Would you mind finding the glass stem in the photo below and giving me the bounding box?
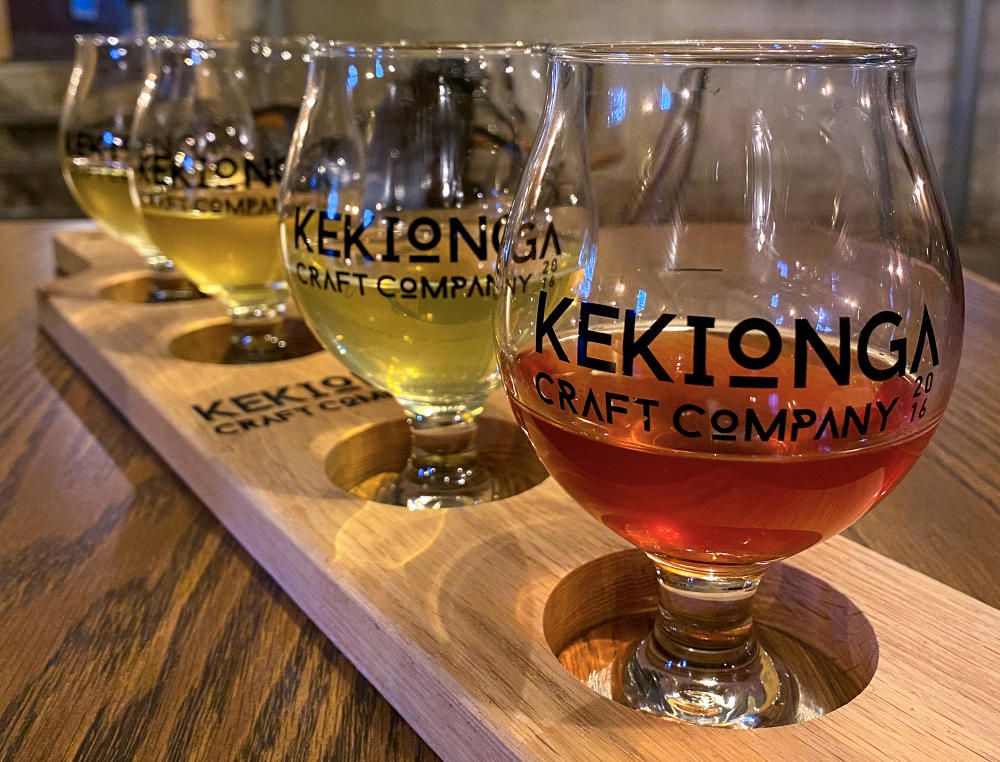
[621,556,792,727]
[144,253,175,273]
[143,252,199,301]
[224,304,288,363]
[386,410,496,509]
[649,559,760,669]
[410,412,480,475]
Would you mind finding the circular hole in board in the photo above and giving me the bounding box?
[98,273,206,304]
[543,548,879,726]
[98,274,156,303]
[325,415,550,504]
[168,316,322,364]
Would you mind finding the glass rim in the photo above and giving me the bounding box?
[146,35,314,50]
[550,40,917,64]
[73,33,149,47]
[146,35,241,51]
[246,35,316,45]
[310,40,549,59]
[245,35,318,58]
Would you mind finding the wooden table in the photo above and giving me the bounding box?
[1,220,997,760]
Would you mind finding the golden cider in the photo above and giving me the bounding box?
[288,249,499,411]
[140,192,286,311]
[63,163,155,253]
[281,209,578,413]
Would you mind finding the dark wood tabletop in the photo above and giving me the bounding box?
[1,220,997,761]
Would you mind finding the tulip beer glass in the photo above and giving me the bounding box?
[280,43,550,507]
[60,34,192,300]
[130,37,311,362]
[495,42,963,726]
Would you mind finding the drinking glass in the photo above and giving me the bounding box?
[130,37,312,362]
[59,34,193,300]
[280,42,549,507]
[495,41,963,727]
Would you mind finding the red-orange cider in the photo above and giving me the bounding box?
[509,330,934,565]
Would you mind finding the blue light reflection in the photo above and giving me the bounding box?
[326,185,339,219]
[659,84,672,111]
[607,87,627,126]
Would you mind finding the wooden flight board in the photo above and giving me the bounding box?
[38,229,1000,760]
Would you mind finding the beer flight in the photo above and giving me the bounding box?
[59,36,963,728]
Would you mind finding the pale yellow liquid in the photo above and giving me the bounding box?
[290,257,499,411]
[140,194,286,312]
[282,211,579,413]
[63,163,156,254]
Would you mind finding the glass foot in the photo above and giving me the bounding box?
[145,258,200,302]
[146,274,202,302]
[374,460,497,510]
[619,637,794,727]
[221,319,292,364]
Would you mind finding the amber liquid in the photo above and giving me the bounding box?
[509,329,934,565]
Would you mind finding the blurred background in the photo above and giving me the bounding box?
[0,0,995,278]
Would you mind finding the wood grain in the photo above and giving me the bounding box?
[26,227,1000,760]
[0,222,439,762]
